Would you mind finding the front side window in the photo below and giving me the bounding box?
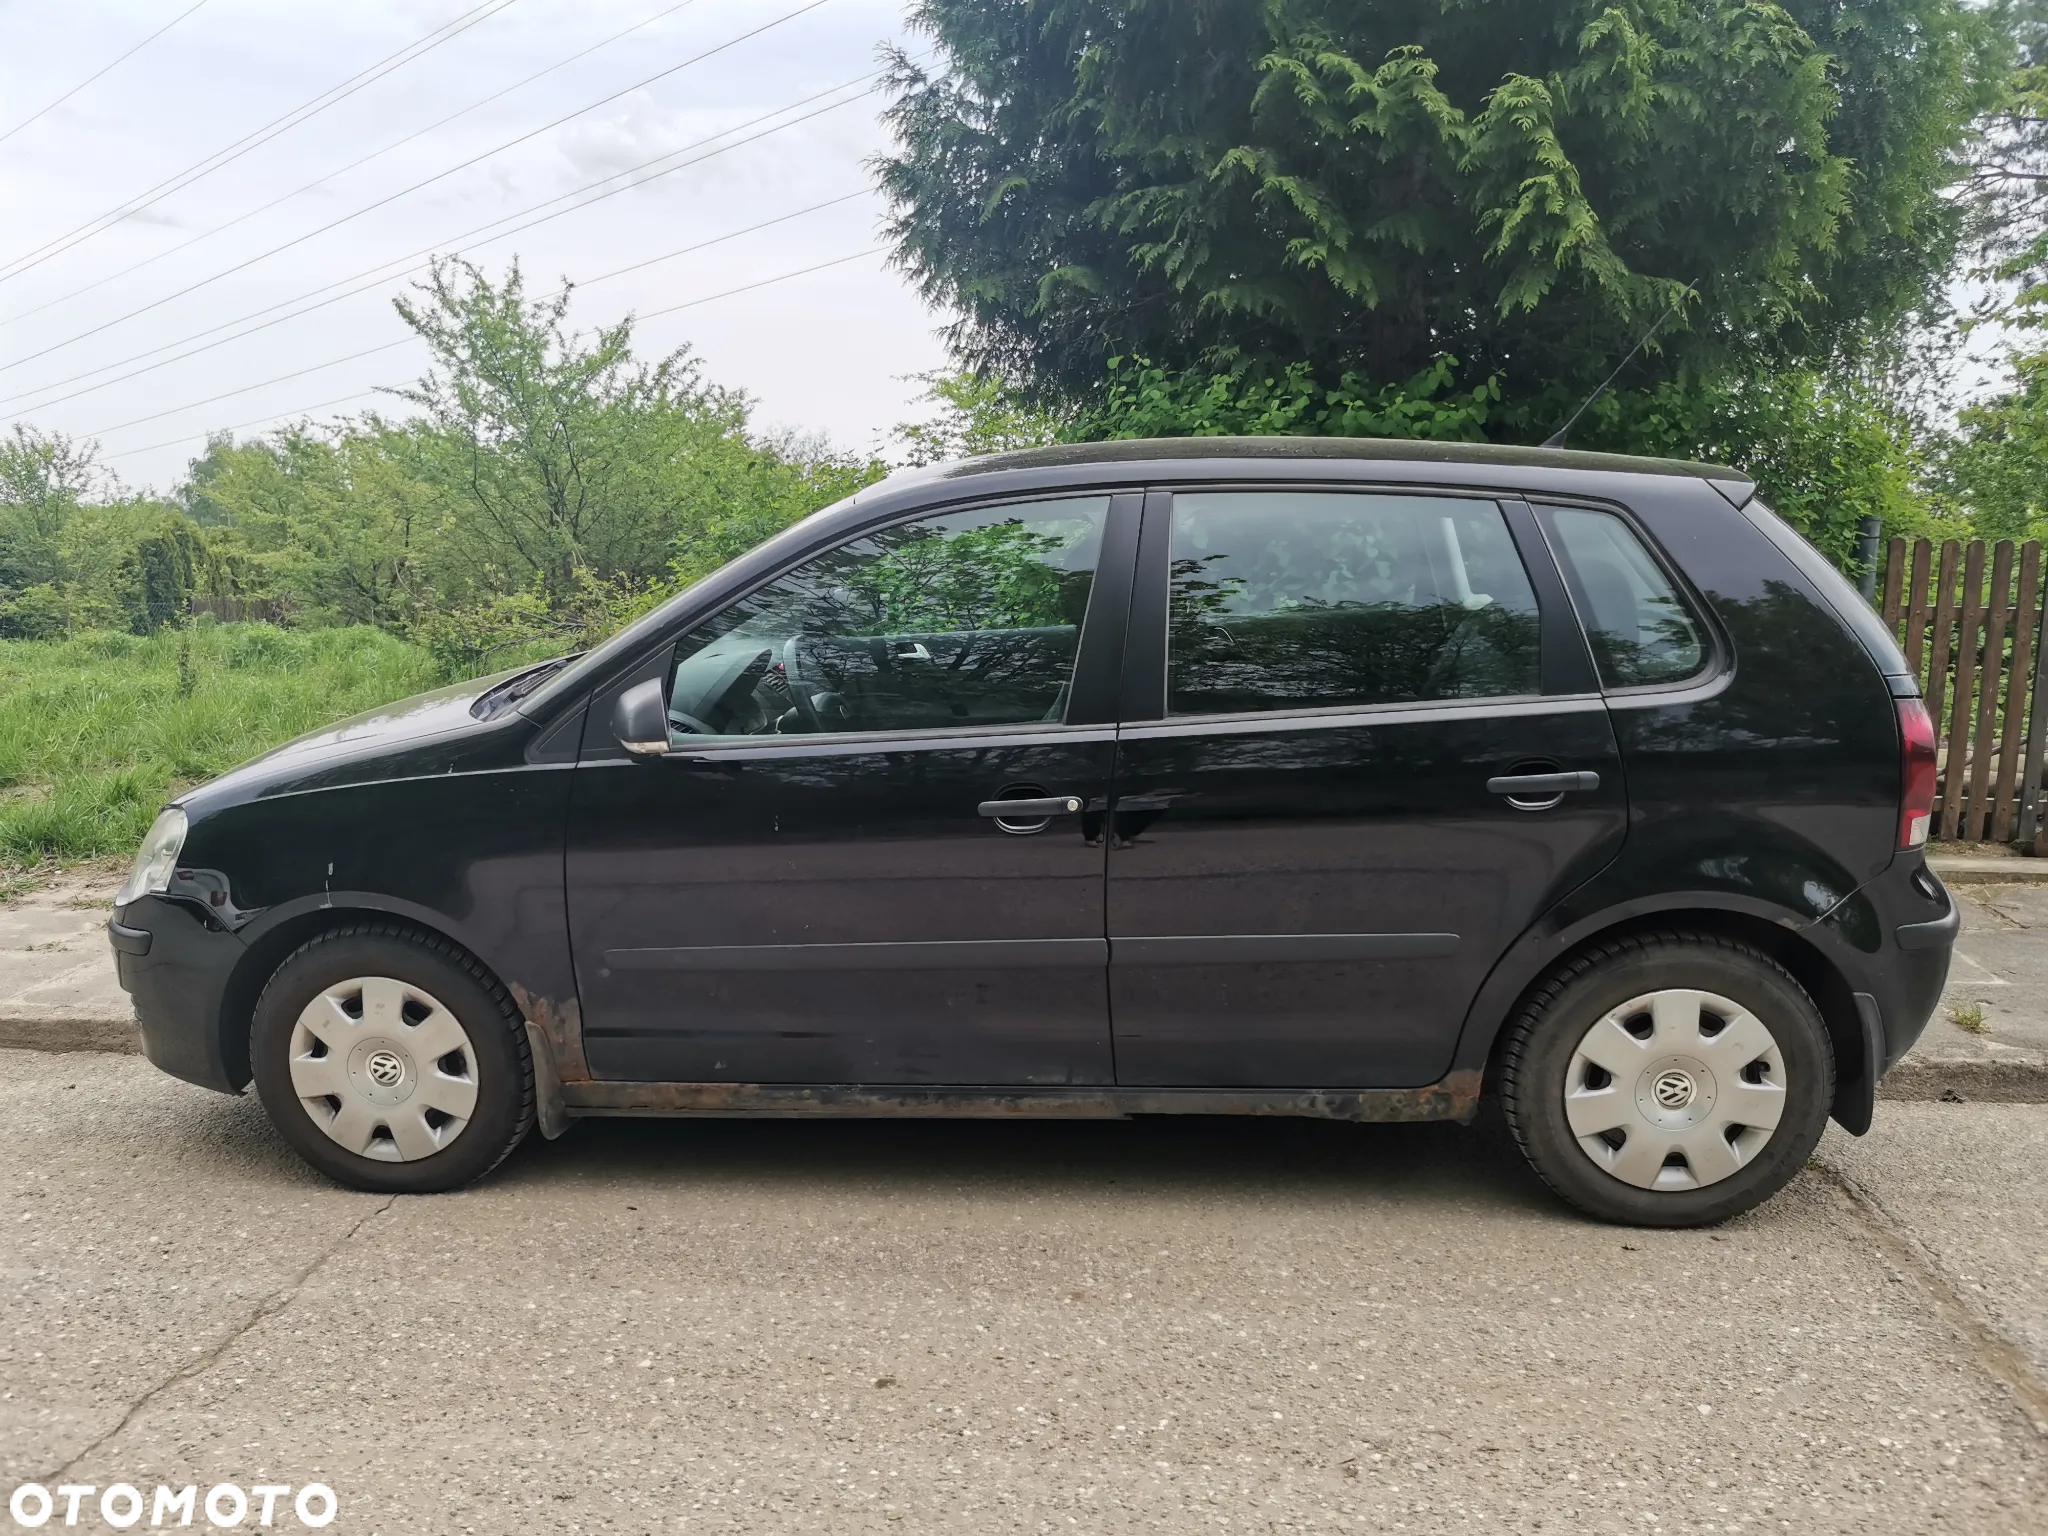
[1541,507,1705,688]
[666,497,1110,739]
[1166,491,1542,716]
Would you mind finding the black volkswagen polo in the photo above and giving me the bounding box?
[108,439,1957,1226]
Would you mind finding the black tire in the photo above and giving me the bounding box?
[1498,931,1833,1228]
[250,923,534,1193]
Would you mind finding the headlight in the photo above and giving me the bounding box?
[115,807,188,908]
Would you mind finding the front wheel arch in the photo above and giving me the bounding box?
[218,903,496,1093]
[248,921,536,1191]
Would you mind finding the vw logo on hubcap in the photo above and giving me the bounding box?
[366,1049,405,1088]
[1652,1069,1696,1109]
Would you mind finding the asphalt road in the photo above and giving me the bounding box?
[3,1050,2044,1534]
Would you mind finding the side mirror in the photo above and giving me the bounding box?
[610,678,670,758]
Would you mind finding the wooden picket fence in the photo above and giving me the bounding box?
[1878,537,2048,847]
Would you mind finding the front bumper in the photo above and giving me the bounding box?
[110,894,248,1093]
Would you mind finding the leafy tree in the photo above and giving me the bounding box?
[392,258,753,601]
[879,0,1998,418]
[1967,0,2048,314]
[1074,352,1499,441]
[123,516,204,634]
[0,426,98,603]
[175,434,244,527]
[893,370,1065,464]
[1933,348,2048,541]
[192,427,470,628]
[662,428,887,588]
[1576,364,1937,563]
[0,429,205,637]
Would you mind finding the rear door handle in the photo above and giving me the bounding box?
[1487,770,1601,800]
[978,796,1085,819]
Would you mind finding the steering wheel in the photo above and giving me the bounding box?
[779,635,823,733]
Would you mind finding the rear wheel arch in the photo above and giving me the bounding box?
[1469,903,1866,1121]
[1496,927,1834,1224]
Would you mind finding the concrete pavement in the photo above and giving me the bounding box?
[2,1048,2042,1534]
[0,892,134,1055]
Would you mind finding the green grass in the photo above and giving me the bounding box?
[0,623,451,866]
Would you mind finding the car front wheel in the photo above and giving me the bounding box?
[250,924,534,1193]
[1499,932,1834,1227]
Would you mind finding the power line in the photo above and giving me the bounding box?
[0,0,838,369]
[82,192,869,438]
[0,82,880,419]
[104,387,391,462]
[0,0,214,150]
[87,339,421,438]
[3,0,708,328]
[98,246,889,462]
[0,69,888,415]
[638,246,880,321]
[635,246,881,320]
[576,190,867,291]
[0,0,522,286]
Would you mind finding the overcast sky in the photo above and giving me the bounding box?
[0,0,951,493]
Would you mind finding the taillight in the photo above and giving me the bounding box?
[1898,698,1937,849]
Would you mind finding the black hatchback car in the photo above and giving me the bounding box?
[110,439,1956,1226]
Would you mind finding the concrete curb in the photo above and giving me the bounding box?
[1878,1057,2048,1105]
[1926,856,2048,885]
[0,1014,140,1055]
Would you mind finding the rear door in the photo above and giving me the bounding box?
[1105,485,1627,1088]
[567,491,1138,1086]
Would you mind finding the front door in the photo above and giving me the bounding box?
[1106,485,1628,1088]
[567,492,1136,1086]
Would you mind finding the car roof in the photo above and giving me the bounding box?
[874,435,1752,497]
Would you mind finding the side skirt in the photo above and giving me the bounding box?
[560,1071,1482,1124]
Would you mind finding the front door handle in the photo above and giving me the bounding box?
[978,795,1084,820]
[1487,770,1601,811]
[1486,771,1601,796]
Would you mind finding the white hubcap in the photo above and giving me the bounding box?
[1564,988,1788,1191]
[288,976,479,1162]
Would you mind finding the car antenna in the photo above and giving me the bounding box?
[1540,280,1696,450]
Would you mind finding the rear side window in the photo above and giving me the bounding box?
[1542,507,1706,689]
[1165,491,1542,716]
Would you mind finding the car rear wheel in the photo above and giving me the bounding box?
[1499,932,1833,1227]
[250,924,533,1193]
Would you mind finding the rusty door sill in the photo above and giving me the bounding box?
[559,1071,1481,1123]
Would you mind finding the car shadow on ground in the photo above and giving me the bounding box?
[483,1099,1565,1216]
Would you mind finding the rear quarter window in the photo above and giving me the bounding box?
[1738,500,1914,687]
[1539,506,1707,689]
